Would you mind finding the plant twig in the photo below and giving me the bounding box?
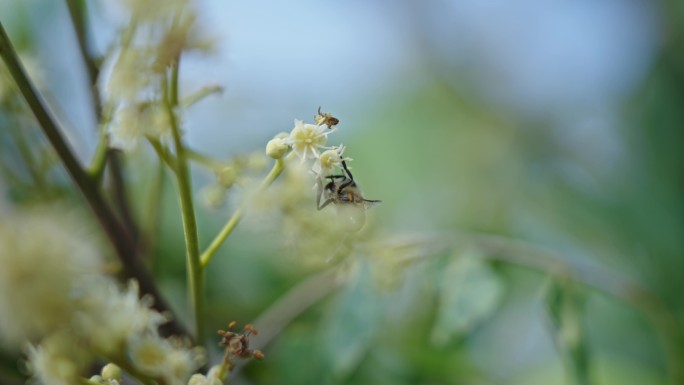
[88,131,109,180]
[141,157,167,259]
[0,21,189,339]
[65,0,101,120]
[230,267,348,374]
[186,148,225,169]
[164,59,205,342]
[199,158,285,268]
[65,1,140,248]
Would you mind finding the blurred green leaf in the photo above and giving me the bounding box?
[321,262,381,381]
[431,251,504,346]
[545,281,591,385]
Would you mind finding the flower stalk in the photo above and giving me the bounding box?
[200,157,286,268]
[164,60,205,342]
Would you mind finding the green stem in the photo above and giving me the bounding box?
[186,148,225,169]
[181,85,223,109]
[199,158,285,268]
[88,103,115,182]
[65,0,101,119]
[88,132,109,180]
[164,61,204,342]
[147,137,177,172]
[143,157,167,259]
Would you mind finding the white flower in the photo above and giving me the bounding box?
[286,119,332,162]
[105,49,154,103]
[101,363,122,381]
[129,334,169,378]
[27,331,91,385]
[187,365,223,385]
[74,280,169,354]
[0,208,103,348]
[108,102,171,151]
[164,343,206,385]
[129,335,204,385]
[312,145,350,176]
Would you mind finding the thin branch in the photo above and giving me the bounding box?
[199,158,285,268]
[141,157,167,260]
[88,130,109,180]
[186,147,225,170]
[65,0,101,119]
[107,149,140,244]
[0,21,189,339]
[65,0,140,249]
[164,60,205,341]
[252,268,346,348]
[229,268,348,374]
[147,137,177,172]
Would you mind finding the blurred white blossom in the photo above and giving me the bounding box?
[130,334,204,385]
[108,102,171,150]
[74,280,169,354]
[26,331,91,385]
[0,208,103,348]
[106,49,155,103]
[187,365,223,385]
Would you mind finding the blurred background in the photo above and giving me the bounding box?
[1,0,682,384]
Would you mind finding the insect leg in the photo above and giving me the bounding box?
[341,160,354,180]
[326,174,346,180]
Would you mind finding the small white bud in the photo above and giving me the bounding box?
[201,184,226,209]
[101,363,122,381]
[266,137,290,159]
[216,166,237,189]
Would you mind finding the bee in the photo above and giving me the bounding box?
[317,160,380,230]
[314,106,340,128]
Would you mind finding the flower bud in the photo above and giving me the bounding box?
[265,137,290,159]
[216,166,237,189]
[101,363,122,381]
[201,184,226,209]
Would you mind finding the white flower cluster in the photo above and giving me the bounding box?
[0,208,204,385]
[103,0,213,150]
[265,109,351,180]
[187,365,224,385]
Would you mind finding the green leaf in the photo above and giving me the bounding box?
[431,252,504,346]
[321,261,381,380]
[545,280,591,385]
